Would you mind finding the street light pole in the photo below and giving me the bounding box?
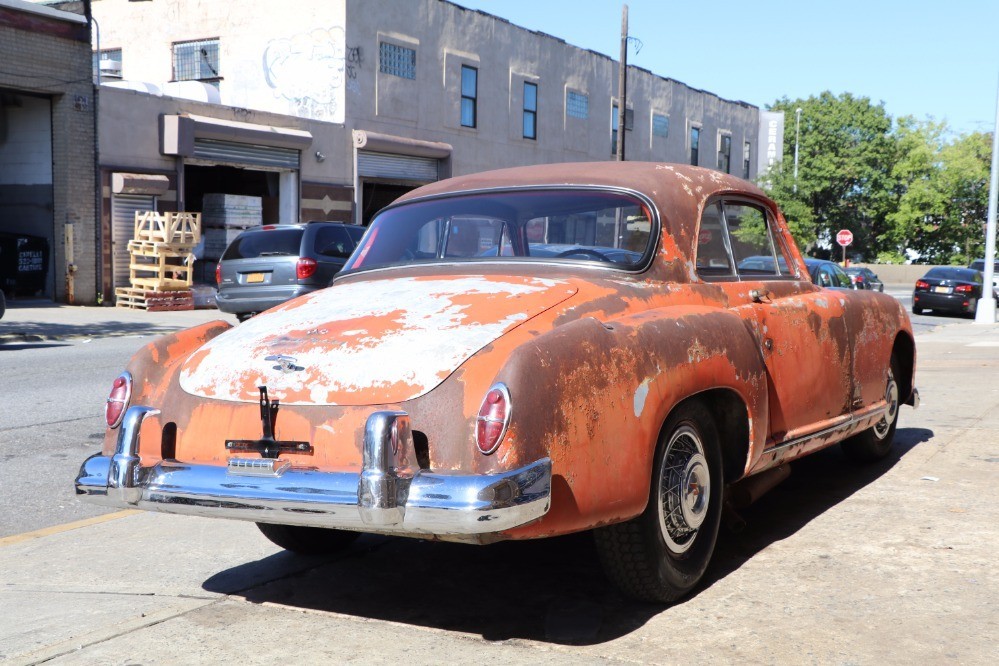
[793,107,802,193]
[975,76,999,323]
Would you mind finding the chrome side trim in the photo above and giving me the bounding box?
[75,407,552,538]
[767,405,886,455]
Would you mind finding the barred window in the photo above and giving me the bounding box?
[566,91,588,119]
[380,42,416,80]
[653,113,669,138]
[93,48,122,80]
[173,38,220,84]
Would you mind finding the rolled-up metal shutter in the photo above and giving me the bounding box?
[111,194,156,289]
[357,150,439,182]
[193,138,300,170]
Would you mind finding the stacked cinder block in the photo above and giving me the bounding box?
[202,194,263,259]
[115,211,201,311]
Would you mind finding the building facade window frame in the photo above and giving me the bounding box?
[566,90,589,119]
[743,141,752,179]
[461,65,478,128]
[718,132,732,173]
[689,124,701,166]
[379,41,417,80]
[93,47,123,81]
[652,113,669,138]
[172,37,221,87]
[523,81,538,140]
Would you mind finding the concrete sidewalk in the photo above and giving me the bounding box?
[0,320,997,663]
[0,301,236,344]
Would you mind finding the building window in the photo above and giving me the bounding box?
[718,134,732,173]
[567,91,588,119]
[523,82,538,140]
[652,113,669,138]
[379,42,416,80]
[173,38,220,86]
[461,65,477,128]
[93,48,122,81]
[690,126,700,166]
[743,142,752,179]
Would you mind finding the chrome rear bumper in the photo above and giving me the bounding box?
[76,407,551,540]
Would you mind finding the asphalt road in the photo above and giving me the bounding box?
[0,335,144,537]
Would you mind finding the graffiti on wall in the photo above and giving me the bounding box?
[262,27,351,123]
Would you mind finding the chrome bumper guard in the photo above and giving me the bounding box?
[75,406,552,537]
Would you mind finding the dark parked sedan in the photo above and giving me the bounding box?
[912,267,988,316]
[844,266,884,292]
[805,258,854,289]
[216,222,365,321]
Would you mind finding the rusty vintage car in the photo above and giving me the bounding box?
[77,163,918,603]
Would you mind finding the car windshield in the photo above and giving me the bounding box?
[343,189,655,272]
[222,228,304,260]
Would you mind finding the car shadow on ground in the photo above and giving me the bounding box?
[203,426,933,646]
[0,321,177,342]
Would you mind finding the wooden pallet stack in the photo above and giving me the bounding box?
[115,211,201,311]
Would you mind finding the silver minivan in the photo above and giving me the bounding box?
[215,222,365,321]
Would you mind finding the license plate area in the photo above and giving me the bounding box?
[227,457,291,477]
[245,272,266,284]
[933,286,953,294]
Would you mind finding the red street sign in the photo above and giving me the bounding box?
[836,229,854,247]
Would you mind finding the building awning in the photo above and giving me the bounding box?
[352,130,452,159]
[161,114,313,157]
[112,173,169,196]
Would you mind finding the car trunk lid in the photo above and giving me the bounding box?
[179,275,577,406]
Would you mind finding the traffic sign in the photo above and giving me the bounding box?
[836,229,854,247]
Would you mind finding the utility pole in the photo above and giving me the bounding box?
[616,4,628,161]
[975,75,999,323]
[793,107,802,193]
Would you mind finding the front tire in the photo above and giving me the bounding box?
[594,401,723,603]
[841,356,901,462]
[256,523,360,555]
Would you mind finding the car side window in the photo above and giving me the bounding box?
[315,227,353,259]
[695,203,734,278]
[817,267,834,287]
[725,203,788,278]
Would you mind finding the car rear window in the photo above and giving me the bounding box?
[925,267,980,282]
[222,228,304,260]
[344,189,655,272]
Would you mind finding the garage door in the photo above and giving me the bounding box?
[111,193,156,289]
[357,151,439,182]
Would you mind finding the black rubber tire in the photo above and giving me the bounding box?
[236,313,254,323]
[912,305,923,315]
[841,355,901,462]
[593,401,723,604]
[256,523,360,555]
[0,289,5,320]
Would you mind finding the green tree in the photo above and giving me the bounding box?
[887,122,991,264]
[762,92,897,259]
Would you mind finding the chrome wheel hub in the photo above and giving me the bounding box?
[657,425,710,554]
[874,370,899,440]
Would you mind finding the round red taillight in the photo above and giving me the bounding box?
[105,372,132,429]
[476,384,511,454]
[297,257,318,280]
[215,262,222,286]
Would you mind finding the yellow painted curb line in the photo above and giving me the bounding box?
[0,510,140,547]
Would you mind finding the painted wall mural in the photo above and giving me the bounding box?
[262,27,348,124]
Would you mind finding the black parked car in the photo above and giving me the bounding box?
[844,266,884,292]
[216,222,365,321]
[913,267,991,316]
[804,258,854,289]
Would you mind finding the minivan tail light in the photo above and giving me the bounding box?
[105,372,132,429]
[297,257,318,280]
[215,262,222,286]
[476,383,511,454]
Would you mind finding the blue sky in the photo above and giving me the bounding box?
[456,0,999,136]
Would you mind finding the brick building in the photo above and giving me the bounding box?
[0,0,96,303]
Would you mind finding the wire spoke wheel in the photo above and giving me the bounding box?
[657,425,710,554]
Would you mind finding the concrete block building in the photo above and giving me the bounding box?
[47,0,782,303]
[1,0,96,303]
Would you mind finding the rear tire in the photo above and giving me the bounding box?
[256,523,360,555]
[911,305,923,315]
[594,401,723,604]
[841,356,901,462]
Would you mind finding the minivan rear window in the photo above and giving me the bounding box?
[222,228,304,260]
